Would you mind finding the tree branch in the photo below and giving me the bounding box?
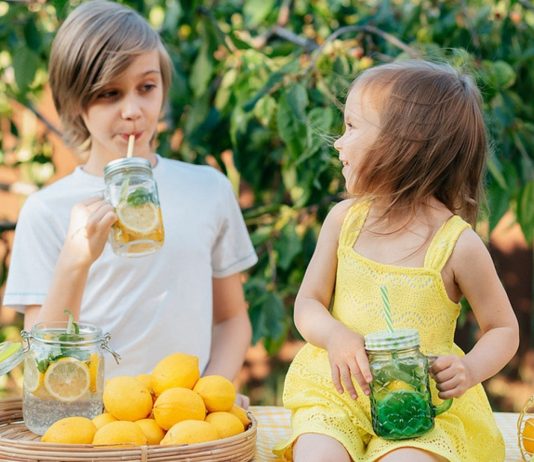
[308,24,420,70]
[26,102,63,138]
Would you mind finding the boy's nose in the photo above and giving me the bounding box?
[120,97,142,121]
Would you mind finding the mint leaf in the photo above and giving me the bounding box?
[126,187,153,206]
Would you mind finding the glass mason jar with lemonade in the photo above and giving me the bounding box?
[104,157,164,257]
[364,329,453,440]
[0,314,118,435]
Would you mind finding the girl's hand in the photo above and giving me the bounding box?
[431,355,474,399]
[63,196,117,266]
[325,322,372,399]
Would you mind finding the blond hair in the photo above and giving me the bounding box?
[49,0,172,148]
[351,60,487,226]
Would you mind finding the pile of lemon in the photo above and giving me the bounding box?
[40,352,251,446]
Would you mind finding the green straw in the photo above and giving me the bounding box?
[380,285,394,333]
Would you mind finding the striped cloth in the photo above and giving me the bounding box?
[250,407,524,462]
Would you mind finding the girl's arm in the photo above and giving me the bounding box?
[204,273,251,382]
[294,199,372,399]
[29,197,116,326]
[432,228,519,399]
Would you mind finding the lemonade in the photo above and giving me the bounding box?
[21,318,108,435]
[365,329,452,440]
[104,157,164,257]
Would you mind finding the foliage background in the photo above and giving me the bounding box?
[1,0,533,409]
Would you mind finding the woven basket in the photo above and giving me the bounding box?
[518,394,534,462]
[0,397,257,462]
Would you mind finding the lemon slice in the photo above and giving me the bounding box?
[386,379,415,392]
[24,356,43,393]
[88,352,100,393]
[117,201,159,235]
[44,357,90,402]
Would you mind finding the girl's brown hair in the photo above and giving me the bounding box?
[352,60,487,226]
[48,0,173,148]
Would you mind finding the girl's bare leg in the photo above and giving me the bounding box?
[293,433,352,462]
[377,447,448,462]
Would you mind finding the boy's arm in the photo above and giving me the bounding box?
[432,228,519,398]
[32,197,116,325]
[203,273,251,382]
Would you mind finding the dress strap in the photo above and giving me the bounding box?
[338,199,371,247]
[423,215,471,271]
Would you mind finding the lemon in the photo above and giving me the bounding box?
[160,420,219,445]
[229,404,251,427]
[205,411,244,439]
[44,357,90,402]
[92,413,117,430]
[135,418,165,445]
[24,356,43,393]
[103,376,153,421]
[153,387,206,430]
[41,416,96,444]
[193,375,236,412]
[386,380,415,392]
[523,418,534,453]
[92,421,147,446]
[151,353,200,396]
[88,353,100,393]
[117,201,159,235]
[136,374,154,395]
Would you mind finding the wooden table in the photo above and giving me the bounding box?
[251,406,524,461]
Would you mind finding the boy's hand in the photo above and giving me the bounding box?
[325,323,372,399]
[431,355,473,399]
[63,196,117,266]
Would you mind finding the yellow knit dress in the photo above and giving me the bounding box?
[274,200,504,462]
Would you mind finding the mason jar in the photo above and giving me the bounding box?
[19,322,116,435]
[364,329,452,440]
[104,157,164,257]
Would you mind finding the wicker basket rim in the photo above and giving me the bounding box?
[0,397,257,458]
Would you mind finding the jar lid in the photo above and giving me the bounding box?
[0,341,23,375]
[104,157,152,177]
[364,328,420,351]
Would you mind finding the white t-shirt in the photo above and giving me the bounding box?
[3,156,258,377]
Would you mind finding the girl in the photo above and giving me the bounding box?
[3,0,257,388]
[274,61,518,461]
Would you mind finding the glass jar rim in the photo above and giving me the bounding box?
[29,321,104,345]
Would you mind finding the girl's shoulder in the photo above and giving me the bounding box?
[447,224,493,277]
[324,197,362,229]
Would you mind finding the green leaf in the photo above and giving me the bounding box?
[24,17,41,51]
[249,290,287,351]
[487,182,509,231]
[215,68,238,111]
[243,0,275,27]
[517,181,534,244]
[12,46,40,91]
[277,84,309,160]
[190,41,213,97]
[274,223,302,270]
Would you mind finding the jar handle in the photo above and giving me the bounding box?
[426,354,453,415]
[101,333,121,365]
[433,397,453,415]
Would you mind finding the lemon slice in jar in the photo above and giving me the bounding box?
[88,352,100,393]
[117,201,159,235]
[386,380,415,392]
[24,356,43,393]
[44,357,90,402]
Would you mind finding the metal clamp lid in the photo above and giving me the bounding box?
[364,328,420,351]
[103,157,152,178]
